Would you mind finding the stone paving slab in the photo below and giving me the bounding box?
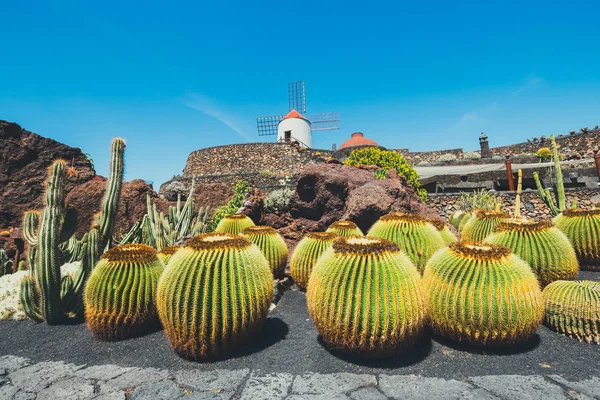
[0,355,599,400]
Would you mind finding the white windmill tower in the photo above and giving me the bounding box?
[257,81,340,148]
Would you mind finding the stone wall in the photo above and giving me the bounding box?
[428,187,600,221]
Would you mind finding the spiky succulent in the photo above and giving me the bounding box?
[423,242,544,347]
[290,232,338,290]
[543,280,600,344]
[460,209,509,242]
[427,218,457,246]
[241,226,288,279]
[307,236,426,358]
[326,220,364,237]
[214,213,255,235]
[157,246,180,266]
[486,219,578,287]
[157,233,273,359]
[84,244,164,341]
[458,212,472,233]
[554,209,600,269]
[367,213,445,273]
[449,210,469,230]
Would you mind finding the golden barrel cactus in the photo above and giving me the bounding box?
[486,219,578,287]
[367,213,445,273]
[157,233,273,359]
[461,209,509,242]
[543,280,600,344]
[84,244,164,341]
[214,213,255,235]
[307,236,426,358]
[241,226,288,279]
[554,209,600,269]
[457,212,472,233]
[157,246,180,266]
[449,210,469,230]
[423,242,544,347]
[326,220,364,237]
[427,218,457,246]
[290,232,338,290]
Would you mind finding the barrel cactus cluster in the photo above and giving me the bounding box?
[241,226,288,278]
[326,220,364,237]
[214,213,255,235]
[554,209,600,269]
[157,246,180,266]
[426,218,457,245]
[460,209,509,243]
[290,232,338,290]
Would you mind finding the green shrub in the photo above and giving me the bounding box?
[458,189,502,212]
[438,153,457,162]
[264,188,293,213]
[463,151,481,160]
[374,169,388,180]
[208,180,250,231]
[345,148,427,201]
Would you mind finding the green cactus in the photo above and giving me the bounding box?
[486,219,578,287]
[157,233,273,359]
[0,249,13,277]
[157,245,180,266]
[423,241,544,347]
[554,208,600,269]
[84,244,164,341]
[307,236,426,358]
[533,135,566,216]
[448,210,469,230]
[367,213,446,273]
[214,213,255,235]
[290,232,338,290]
[457,212,472,233]
[326,220,364,237]
[542,280,600,344]
[426,218,458,246]
[241,226,288,279]
[460,209,509,243]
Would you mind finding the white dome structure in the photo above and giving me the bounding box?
[277,110,312,148]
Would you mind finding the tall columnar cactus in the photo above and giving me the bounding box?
[486,219,579,287]
[460,209,509,243]
[157,233,273,359]
[542,280,600,344]
[448,210,469,230]
[241,226,288,279]
[426,218,457,246]
[554,209,600,269]
[22,210,40,273]
[423,242,544,347]
[214,213,255,235]
[307,236,426,358]
[533,135,566,216]
[290,232,338,290]
[326,220,364,237]
[84,244,164,341]
[157,246,180,266]
[367,213,445,273]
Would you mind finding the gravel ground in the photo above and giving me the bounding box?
[0,271,598,380]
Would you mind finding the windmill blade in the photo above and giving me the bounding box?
[306,112,340,131]
[257,115,284,136]
[288,80,306,113]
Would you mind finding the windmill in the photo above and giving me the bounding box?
[256,80,340,148]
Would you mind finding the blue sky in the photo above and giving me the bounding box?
[2,0,599,186]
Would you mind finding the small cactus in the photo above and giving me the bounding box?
[423,242,544,347]
[84,244,164,341]
[157,246,180,266]
[367,213,445,273]
[457,212,472,233]
[426,218,457,245]
[554,209,600,269]
[460,209,509,243]
[486,219,578,287]
[448,210,469,230]
[241,226,288,279]
[326,220,364,237]
[157,233,273,359]
[307,236,426,358]
[214,213,255,235]
[543,280,600,344]
[290,232,338,290]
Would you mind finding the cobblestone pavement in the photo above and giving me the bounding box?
[1,355,599,400]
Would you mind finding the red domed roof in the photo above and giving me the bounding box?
[338,132,378,150]
[282,109,307,120]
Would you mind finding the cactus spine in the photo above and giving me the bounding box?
[326,220,364,237]
[157,233,273,359]
[290,232,338,290]
[367,213,445,273]
[241,226,288,279]
[542,280,600,344]
[84,244,164,340]
[460,209,509,243]
[307,236,426,358]
[533,135,566,216]
[426,218,457,245]
[423,242,544,347]
[214,213,255,235]
[554,208,600,269]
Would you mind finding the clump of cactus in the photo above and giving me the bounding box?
[0,249,13,277]
[448,210,469,230]
[157,246,180,266]
[157,233,273,359]
[367,213,445,273]
[554,208,600,269]
[426,218,457,245]
[307,236,426,358]
[20,138,125,324]
[214,213,255,235]
[533,135,566,216]
[326,220,364,237]
[290,232,338,290]
[423,242,544,347]
[460,208,509,242]
[542,280,600,344]
[241,226,288,279]
[84,244,164,341]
